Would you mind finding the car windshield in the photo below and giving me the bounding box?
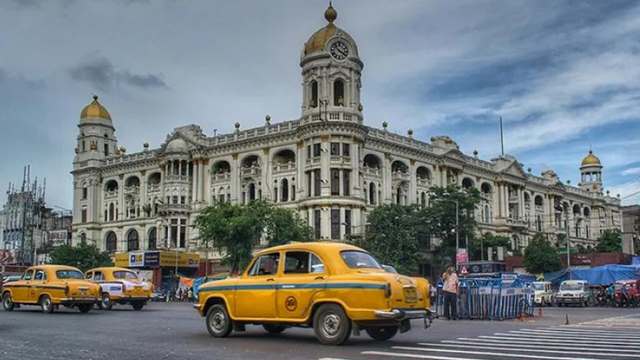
[56,270,84,279]
[560,283,583,291]
[113,271,138,280]
[341,251,381,269]
[532,283,544,291]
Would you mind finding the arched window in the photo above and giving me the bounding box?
[148,227,157,250]
[421,192,427,207]
[369,183,377,205]
[310,80,318,108]
[105,232,117,253]
[280,179,289,202]
[248,183,256,202]
[333,79,344,106]
[396,187,402,205]
[363,154,382,169]
[462,177,474,190]
[109,203,115,221]
[127,229,139,251]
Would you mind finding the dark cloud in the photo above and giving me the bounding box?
[68,56,167,91]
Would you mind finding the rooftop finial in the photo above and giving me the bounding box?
[325,2,337,23]
[93,94,98,101]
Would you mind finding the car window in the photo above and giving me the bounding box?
[249,253,280,276]
[94,271,104,281]
[56,270,84,279]
[85,272,93,280]
[113,271,138,280]
[283,252,324,274]
[340,251,381,269]
[34,270,46,281]
[23,270,34,280]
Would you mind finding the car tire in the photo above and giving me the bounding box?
[132,302,144,311]
[313,304,351,345]
[2,292,14,311]
[78,304,92,313]
[101,294,113,310]
[40,295,54,314]
[206,304,232,338]
[365,326,398,341]
[263,324,287,334]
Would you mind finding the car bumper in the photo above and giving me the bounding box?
[374,308,430,321]
[556,297,584,303]
[59,298,98,305]
[113,296,149,303]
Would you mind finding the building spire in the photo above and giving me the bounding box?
[325,2,337,23]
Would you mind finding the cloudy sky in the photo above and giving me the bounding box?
[1,0,639,209]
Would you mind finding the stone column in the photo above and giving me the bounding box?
[203,159,210,204]
[262,149,271,201]
[191,161,197,204]
[409,160,417,204]
[320,136,330,196]
[350,141,360,198]
[297,142,305,200]
[383,154,392,204]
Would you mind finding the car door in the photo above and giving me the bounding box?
[277,251,326,320]
[234,252,280,319]
[13,269,34,303]
[30,269,46,301]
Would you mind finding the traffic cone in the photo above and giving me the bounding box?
[565,313,570,325]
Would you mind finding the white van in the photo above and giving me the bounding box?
[555,280,591,307]
[533,281,553,306]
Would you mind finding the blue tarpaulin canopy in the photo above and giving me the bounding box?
[545,264,640,286]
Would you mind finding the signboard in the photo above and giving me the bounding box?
[144,251,160,267]
[501,273,517,286]
[456,249,468,264]
[113,251,200,268]
[129,251,145,267]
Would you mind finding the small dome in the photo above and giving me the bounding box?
[80,95,111,121]
[581,150,601,167]
[303,3,357,57]
[166,138,188,153]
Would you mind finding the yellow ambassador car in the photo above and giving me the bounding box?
[194,242,432,345]
[85,267,153,311]
[2,265,101,313]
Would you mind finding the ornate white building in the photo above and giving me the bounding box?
[72,5,622,259]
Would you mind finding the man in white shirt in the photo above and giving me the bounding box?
[442,266,459,320]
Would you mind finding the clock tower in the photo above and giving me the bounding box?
[300,3,363,123]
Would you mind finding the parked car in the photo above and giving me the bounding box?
[1,275,22,287]
[2,265,100,313]
[614,280,640,307]
[151,290,167,302]
[532,281,553,306]
[194,242,432,345]
[555,280,592,307]
[85,267,153,310]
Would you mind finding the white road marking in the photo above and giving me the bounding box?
[491,333,640,344]
[478,335,640,347]
[448,339,640,353]
[416,342,640,358]
[510,329,640,339]
[362,351,481,360]
[392,346,607,360]
[546,327,640,335]
[455,337,640,351]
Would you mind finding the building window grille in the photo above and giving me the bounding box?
[331,209,340,239]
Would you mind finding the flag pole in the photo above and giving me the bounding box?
[499,116,505,156]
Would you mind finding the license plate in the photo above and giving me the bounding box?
[403,287,417,303]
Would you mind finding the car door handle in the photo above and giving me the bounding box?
[314,276,325,280]
[266,278,275,282]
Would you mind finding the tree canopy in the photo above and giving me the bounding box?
[195,200,311,273]
[48,241,113,272]
[469,233,511,260]
[523,233,562,274]
[596,229,623,253]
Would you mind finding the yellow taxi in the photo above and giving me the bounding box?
[194,242,432,345]
[85,267,153,311]
[1,265,101,313]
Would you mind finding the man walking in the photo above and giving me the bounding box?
[442,266,459,320]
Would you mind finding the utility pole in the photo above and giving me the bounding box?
[566,210,571,280]
[499,116,505,156]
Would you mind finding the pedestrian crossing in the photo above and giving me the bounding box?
[360,314,640,360]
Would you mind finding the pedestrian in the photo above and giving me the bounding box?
[442,266,459,320]
[187,287,193,302]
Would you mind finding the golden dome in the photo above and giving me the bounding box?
[581,150,601,167]
[304,3,339,55]
[80,95,111,121]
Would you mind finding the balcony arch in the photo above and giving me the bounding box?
[104,179,118,192]
[461,177,475,189]
[241,154,260,168]
[148,172,161,185]
[391,160,408,174]
[125,176,140,188]
[212,160,231,174]
[416,166,431,182]
[363,154,381,169]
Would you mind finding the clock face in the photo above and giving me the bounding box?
[329,41,349,60]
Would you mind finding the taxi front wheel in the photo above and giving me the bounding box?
[2,293,14,311]
[366,326,398,341]
[313,304,351,345]
[206,304,232,338]
[39,295,54,313]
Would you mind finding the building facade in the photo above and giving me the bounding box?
[622,205,639,255]
[71,5,622,259]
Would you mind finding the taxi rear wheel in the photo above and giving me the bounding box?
[365,326,398,341]
[39,295,54,313]
[132,302,144,311]
[313,304,351,345]
[78,304,92,313]
[206,304,232,338]
[2,293,14,311]
[263,324,287,334]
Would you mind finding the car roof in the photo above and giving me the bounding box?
[87,267,132,273]
[29,264,80,271]
[254,241,362,256]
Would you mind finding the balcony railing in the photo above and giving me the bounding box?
[392,170,410,182]
[273,162,296,174]
[417,178,431,188]
[212,172,231,182]
[158,204,191,213]
[165,174,191,183]
[124,185,140,194]
[363,166,381,177]
[104,190,118,199]
[147,184,161,193]
[241,166,261,178]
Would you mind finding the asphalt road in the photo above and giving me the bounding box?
[1,302,639,360]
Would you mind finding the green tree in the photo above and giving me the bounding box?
[523,233,562,274]
[354,204,421,275]
[48,242,112,271]
[469,233,511,260]
[195,200,312,273]
[422,185,481,270]
[596,229,623,252]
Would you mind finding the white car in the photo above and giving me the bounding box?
[555,280,591,307]
[533,281,553,306]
